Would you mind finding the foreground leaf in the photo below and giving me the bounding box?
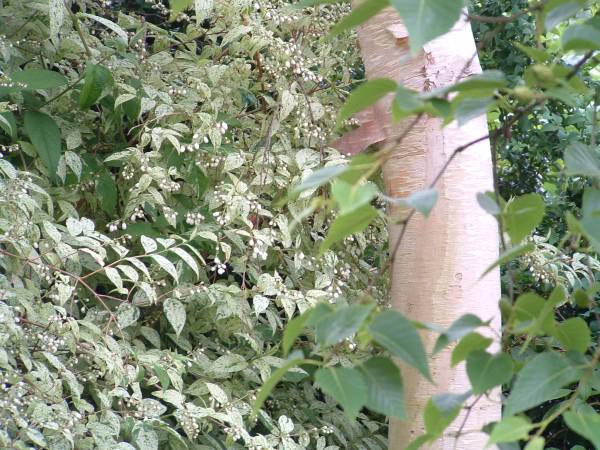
[504,352,579,416]
[369,310,430,380]
[359,357,406,419]
[315,367,367,419]
[24,111,62,182]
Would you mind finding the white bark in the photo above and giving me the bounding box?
[356,8,502,450]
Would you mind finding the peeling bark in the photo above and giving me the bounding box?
[354,8,502,450]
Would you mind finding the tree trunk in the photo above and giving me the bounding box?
[356,8,501,450]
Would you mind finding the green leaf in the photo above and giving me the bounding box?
[514,43,551,63]
[466,351,513,395]
[451,332,493,366]
[392,86,426,120]
[443,70,506,95]
[253,357,321,415]
[504,352,580,416]
[330,0,390,37]
[337,78,396,124]
[564,143,600,178]
[488,416,533,445]
[153,364,171,390]
[315,367,367,419]
[82,13,129,44]
[563,410,600,448]
[369,310,430,380]
[454,95,495,126]
[24,111,62,182]
[151,255,179,281]
[0,112,17,138]
[524,437,545,450]
[282,309,314,356]
[391,0,465,53]
[513,292,556,335]
[543,0,586,30]
[553,317,591,353]
[163,298,186,336]
[295,164,348,193]
[96,170,117,215]
[562,24,600,52]
[424,393,465,437]
[315,303,374,346]
[320,204,378,253]
[11,69,68,90]
[477,192,501,216]
[504,193,545,244]
[433,314,486,354]
[331,180,378,214]
[359,357,406,419]
[482,243,535,277]
[387,189,439,217]
[79,64,113,109]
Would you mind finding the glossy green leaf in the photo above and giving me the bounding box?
[320,204,378,253]
[359,357,406,419]
[337,78,396,124]
[466,351,513,395]
[488,416,533,445]
[79,64,113,109]
[330,0,390,37]
[451,332,493,366]
[315,367,367,419]
[24,111,62,182]
[504,352,580,416]
[504,193,545,244]
[11,69,68,90]
[315,303,374,346]
[563,410,600,448]
[369,310,430,380]
[554,317,591,353]
[390,0,465,53]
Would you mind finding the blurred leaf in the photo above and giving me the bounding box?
[563,410,600,448]
[451,332,493,366]
[504,352,580,416]
[482,243,535,276]
[315,303,374,346]
[96,170,117,215]
[330,0,390,37]
[390,0,465,53]
[562,24,600,51]
[369,310,430,380]
[315,367,367,419]
[543,0,586,30]
[554,317,591,353]
[11,69,68,90]
[359,357,406,419]
[337,78,396,124]
[504,193,545,244]
[332,180,378,214]
[282,309,314,356]
[433,314,486,354]
[564,143,600,178]
[488,416,533,445]
[466,351,513,394]
[320,204,378,253]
